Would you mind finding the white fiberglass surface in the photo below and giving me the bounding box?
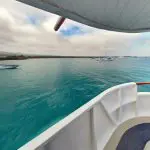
[20,82,142,150]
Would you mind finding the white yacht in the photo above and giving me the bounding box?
[16,0,150,149]
[0,64,19,69]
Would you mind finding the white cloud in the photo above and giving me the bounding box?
[0,1,147,56]
[69,31,139,55]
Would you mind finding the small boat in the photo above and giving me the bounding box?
[99,57,114,62]
[107,57,114,61]
[0,64,19,69]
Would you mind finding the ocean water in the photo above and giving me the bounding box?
[0,58,150,150]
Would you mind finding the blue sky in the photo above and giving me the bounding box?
[60,25,86,37]
[26,16,39,25]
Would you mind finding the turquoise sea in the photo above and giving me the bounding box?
[0,58,150,150]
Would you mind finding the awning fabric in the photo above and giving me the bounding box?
[17,0,150,32]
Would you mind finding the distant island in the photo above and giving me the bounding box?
[0,52,148,61]
[0,55,103,60]
[0,55,27,60]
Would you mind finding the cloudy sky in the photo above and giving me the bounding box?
[0,0,150,56]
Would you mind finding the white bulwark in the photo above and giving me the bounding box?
[19,82,150,150]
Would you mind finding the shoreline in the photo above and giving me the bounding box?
[0,55,148,61]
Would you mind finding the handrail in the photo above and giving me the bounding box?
[136,82,150,85]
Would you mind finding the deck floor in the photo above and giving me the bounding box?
[117,123,150,150]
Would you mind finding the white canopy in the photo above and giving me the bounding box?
[17,0,150,32]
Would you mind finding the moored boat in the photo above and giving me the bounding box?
[0,64,19,69]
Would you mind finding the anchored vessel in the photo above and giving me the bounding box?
[16,0,150,149]
[0,65,19,69]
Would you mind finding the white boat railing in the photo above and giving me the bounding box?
[19,82,150,150]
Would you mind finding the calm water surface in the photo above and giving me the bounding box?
[0,58,150,149]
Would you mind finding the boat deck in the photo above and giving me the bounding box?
[19,83,150,150]
[117,123,150,150]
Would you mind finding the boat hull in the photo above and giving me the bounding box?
[0,65,19,69]
[19,83,150,150]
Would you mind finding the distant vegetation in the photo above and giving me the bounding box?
[0,55,100,60]
[0,52,148,61]
[0,55,28,60]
